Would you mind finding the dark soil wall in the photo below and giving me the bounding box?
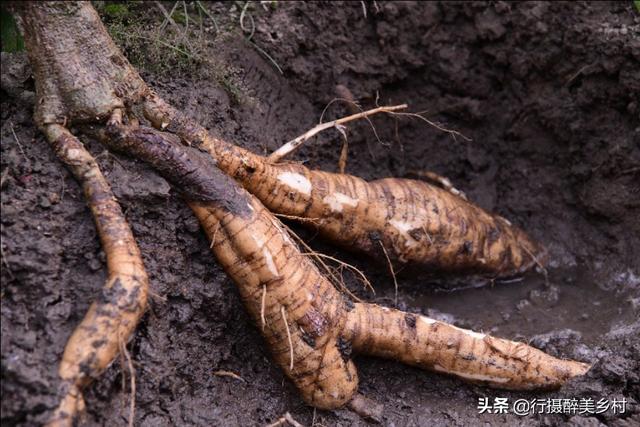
[2,2,639,426]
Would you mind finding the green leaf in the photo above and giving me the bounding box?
[0,6,25,52]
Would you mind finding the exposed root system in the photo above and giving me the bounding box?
[7,2,605,425]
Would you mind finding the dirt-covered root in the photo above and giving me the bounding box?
[11,1,592,421]
[40,125,148,427]
[13,3,152,425]
[143,94,546,279]
[16,1,148,127]
[344,303,590,391]
[107,123,589,413]
[195,200,360,409]
[105,122,359,409]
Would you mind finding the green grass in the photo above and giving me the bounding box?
[102,3,130,19]
[1,6,24,52]
[96,1,251,105]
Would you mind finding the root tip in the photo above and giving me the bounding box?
[348,393,384,423]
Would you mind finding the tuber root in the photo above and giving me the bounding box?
[16,2,584,421]
[106,122,359,409]
[107,122,589,411]
[344,303,590,390]
[143,96,547,279]
[40,125,148,427]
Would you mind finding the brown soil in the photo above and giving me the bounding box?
[2,2,639,426]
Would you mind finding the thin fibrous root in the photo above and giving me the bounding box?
[275,220,365,302]
[209,222,220,248]
[320,95,384,157]
[338,137,348,174]
[269,214,374,296]
[281,306,295,371]
[274,213,322,225]
[118,334,136,427]
[388,109,472,142]
[268,104,408,162]
[301,251,374,295]
[261,285,268,330]
[408,169,468,200]
[213,370,246,382]
[379,242,398,306]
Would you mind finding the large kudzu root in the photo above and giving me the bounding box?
[17,1,585,421]
[16,3,150,426]
[344,303,589,390]
[22,0,546,281]
[106,121,359,409]
[144,95,546,279]
[107,123,589,411]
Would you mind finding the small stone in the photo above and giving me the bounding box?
[475,9,506,40]
[185,217,200,234]
[529,285,559,306]
[39,196,51,209]
[536,22,548,34]
[1,205,17,224]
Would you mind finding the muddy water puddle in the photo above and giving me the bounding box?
[405,266,638,345]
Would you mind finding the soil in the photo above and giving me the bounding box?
[1,2,639,426]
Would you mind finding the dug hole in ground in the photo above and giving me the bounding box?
[1,2,638,426]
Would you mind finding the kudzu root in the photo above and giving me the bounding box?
[144,96,546,279]
[344,303,589,390]
[107,123,588,411]
[40,126,148,427]
[107,121,359,408]
[16,3,149,425]
[16,2,580,422]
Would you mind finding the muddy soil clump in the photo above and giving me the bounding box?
[2,2,639,426]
